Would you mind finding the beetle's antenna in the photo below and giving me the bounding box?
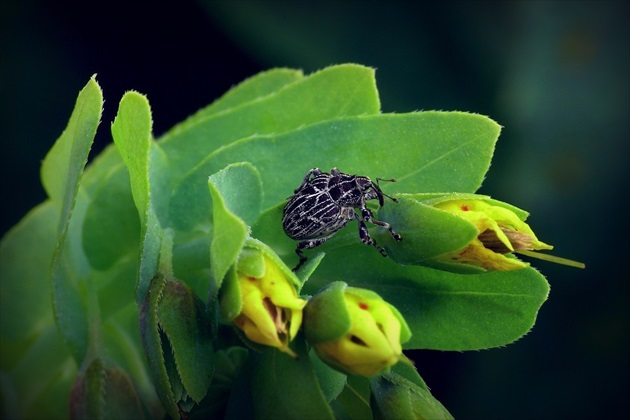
[375,178,399,203]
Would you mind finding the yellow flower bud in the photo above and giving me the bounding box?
[225,241,307,357]
[434,198,553,270]
[304,282,411,377]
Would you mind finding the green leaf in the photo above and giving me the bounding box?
[82,168,141,270]
[1,325,76,419]
[308,247,550,351]
[81,144,124,194]
[209,162,263,227]
[250,338,335,419]
[389,362,429,391]
[207,163,262,292]
[161,64,380,182]
[138,273,179,419]
[199,347,250,417]
[111,92,153,222]
[1,76,102,418]
[42,76,103,361]
[111,92,170,304]
[332,375,372,420]
[174,112,499,233]
[157,280,214,402]
[309,350,346,403]
[1,201,58,340]
[41,75,102,232]
[69,357,107,419]
[101,305,155,398]
[370,371,453,419]
[250,202,296,257]
[178,68,304,123]
[79,68,303,274]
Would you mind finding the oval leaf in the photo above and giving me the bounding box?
[171,112,500,233]
[161,64,380,182]
[307,247,550,351]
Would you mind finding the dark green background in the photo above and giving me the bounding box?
[2,1,628,418]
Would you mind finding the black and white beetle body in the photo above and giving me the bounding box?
[282,167,402,270]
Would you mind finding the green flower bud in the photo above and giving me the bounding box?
[379,193,583,271]
[222,239,307,357]
[304,281,411,377]
[432,197,552,270]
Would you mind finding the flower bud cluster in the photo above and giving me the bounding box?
[219,241,411,376]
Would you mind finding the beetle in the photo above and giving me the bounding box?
[282,167,402,270]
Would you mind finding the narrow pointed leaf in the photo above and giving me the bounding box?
[157,280,214,402]
[40,76,103,361]
[41,75,102,231]
[111,92,169,304]
[138,273,179,419]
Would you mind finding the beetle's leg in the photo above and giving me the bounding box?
[357,218,387,257]
[293,231,339,271]
[360,206,402,241]
[355,205,387,256]
[375,178,399,203]
[294,168,322,193]
[331,167,341,176]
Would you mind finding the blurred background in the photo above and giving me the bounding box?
[1,0,627,418]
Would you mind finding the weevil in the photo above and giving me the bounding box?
[282,167,402,270]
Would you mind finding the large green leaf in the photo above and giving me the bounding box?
[161,64,380,181]
[172,68,304,126]
[173,112,500,232]
[307,246,550,351]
